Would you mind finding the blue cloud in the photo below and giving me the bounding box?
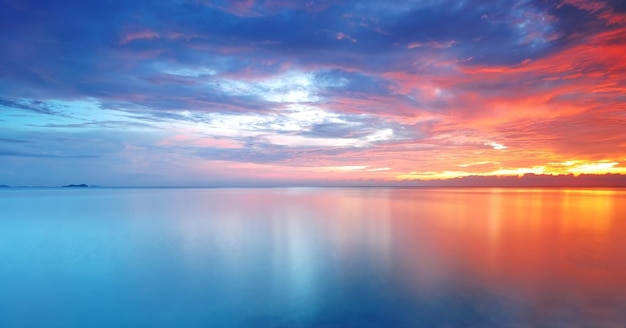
[0,97,60,115]
[0,150,98,159]
[0,137,31,144]
[0,0,593,106]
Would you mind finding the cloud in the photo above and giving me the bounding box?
[0,0,624,185]
[407,40,456,49]
[0,150,99,159]
[487,142,507,150]
[120,30,160,45]
[301,122,374,139]
[336,32,358,43]
[0,137,31,144]
[0,97,60,115]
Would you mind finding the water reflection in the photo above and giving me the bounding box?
[171,189,397,324]
[167,188,626,326]
[388,188,626,326]
[1,188,625,327]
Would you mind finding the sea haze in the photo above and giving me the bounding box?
[1,187,625,327]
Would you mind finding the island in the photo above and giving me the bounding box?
[62,184,89,188]
[0,185,9,188]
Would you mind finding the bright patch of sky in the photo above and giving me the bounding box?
[216,71,329,104]
[1,98,148,131]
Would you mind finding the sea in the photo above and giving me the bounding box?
[1,187,625,327]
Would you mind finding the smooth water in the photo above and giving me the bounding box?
[1,187,625,327]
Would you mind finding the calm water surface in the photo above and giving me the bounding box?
[1,187,625,327]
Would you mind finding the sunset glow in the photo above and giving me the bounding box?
[1,0,625,186]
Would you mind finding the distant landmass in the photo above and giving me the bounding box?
[0,185,9,188]
[416,173,626,187]
[311,173,626,188]
[62,184,89,188]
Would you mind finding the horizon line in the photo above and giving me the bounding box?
[4,173,626,189]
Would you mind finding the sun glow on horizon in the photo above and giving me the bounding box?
[393,160,626,181]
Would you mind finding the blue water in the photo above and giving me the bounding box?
[1,187,625,327]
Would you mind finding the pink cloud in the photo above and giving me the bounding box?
[558,0,607,13]
[119,30,160,45]
[407,40,456,49]
[336,32,358,43]
[359,22,626,179]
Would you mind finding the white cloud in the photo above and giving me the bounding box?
[217,70,322,104]
[487,142,507,150]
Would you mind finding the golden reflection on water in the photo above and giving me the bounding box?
[389,188,626,321]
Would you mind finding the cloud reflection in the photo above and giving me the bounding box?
[168,188,626,326]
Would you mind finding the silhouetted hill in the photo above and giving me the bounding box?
[402,173,626,187]
[62,184,89,188]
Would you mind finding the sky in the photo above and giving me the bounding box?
[1,0,625,186]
